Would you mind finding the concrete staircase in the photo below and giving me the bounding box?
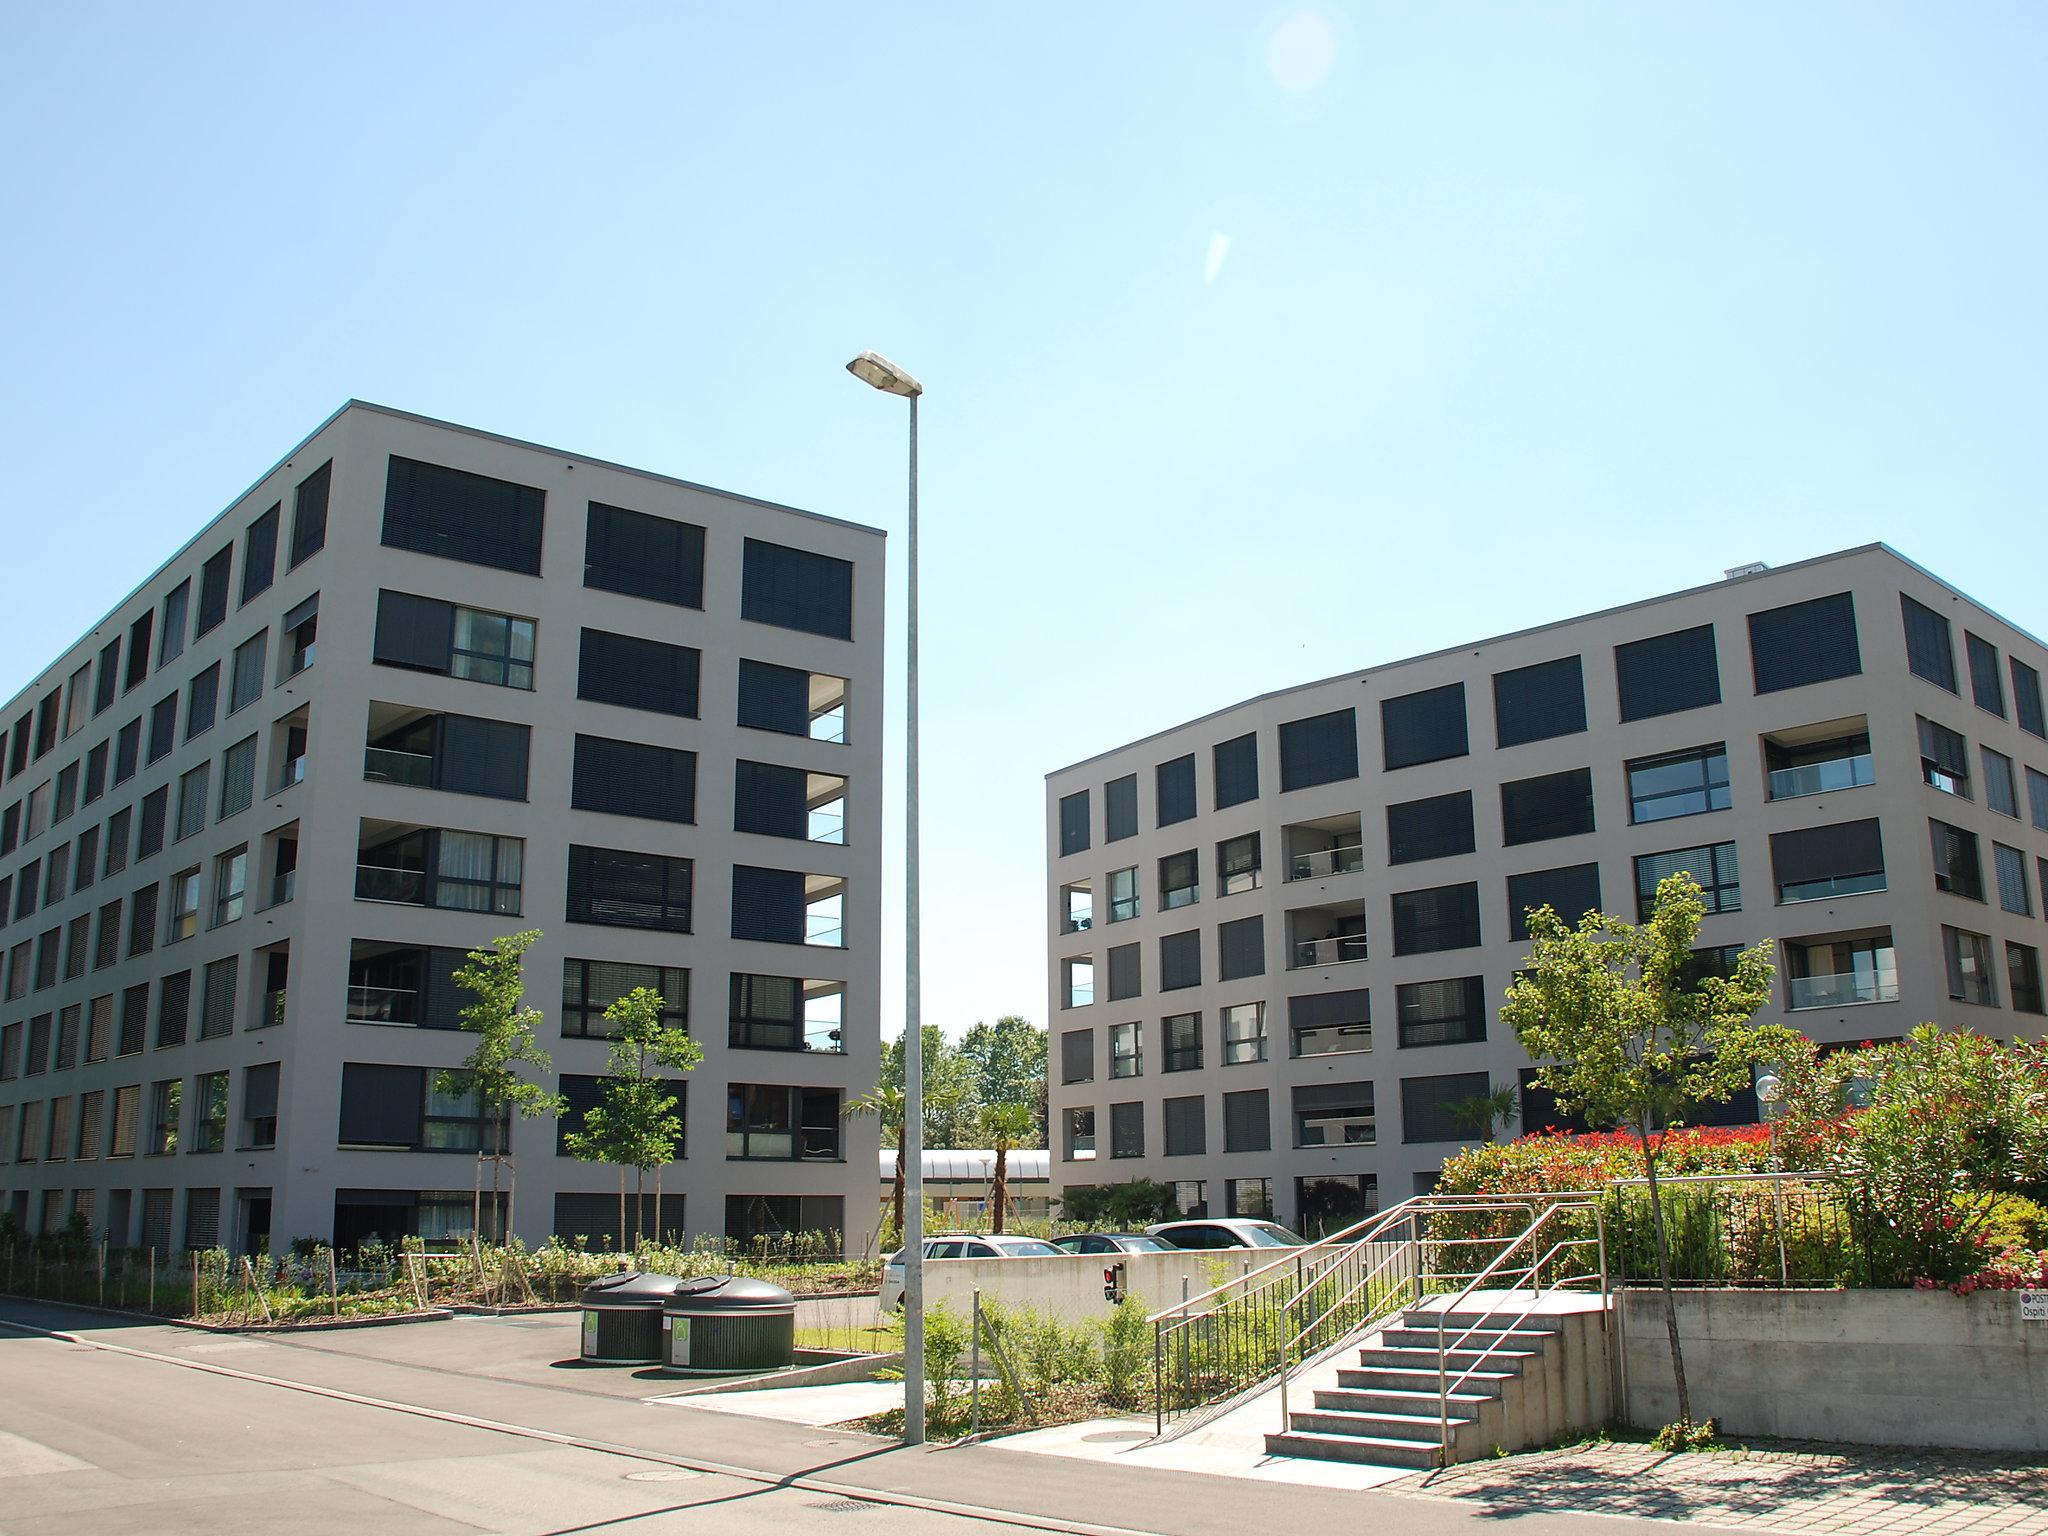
[1264,1297,1611,1469]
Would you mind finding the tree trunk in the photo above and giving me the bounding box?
[991,1145,1009,1235]
[618,1167,627,1257]
[633,1167,646,1252]
[1639,1127,1692,1423]
[654,1161,664,1245]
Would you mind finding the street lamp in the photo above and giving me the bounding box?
[846,349,927,1444]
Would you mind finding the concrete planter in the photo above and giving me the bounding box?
[1619,1287,2048,1451]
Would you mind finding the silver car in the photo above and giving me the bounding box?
[1144,1218,1307,1250]
[879,1233,1065,1309]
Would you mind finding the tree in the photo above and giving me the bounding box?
[435,930,565,1242]
[1057,1179,1178,1228]
[1446,1083,1521,1144]
[958,1016,1048,1138]
[1500,871,1794,1430]
[974,1101,1039,1233]
[562,987,702,1249]
[845,1080,911,1243]
[848,1027,984,1241]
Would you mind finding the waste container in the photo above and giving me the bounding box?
[579,1272,681,1364]
[662,1275,797,1375]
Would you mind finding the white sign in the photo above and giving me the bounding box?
[2021,1291,2048,1323]
[671,1316,692,1365]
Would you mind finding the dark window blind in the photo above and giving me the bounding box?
[578,628,700,718]
[1492,655,1585,748]
[573,734,694,823]
[1507,862,1602,942]
[1501,768,1595,845]
[1219,915,1265,980]
[382,455,545,576]
[289,461,331,568]
[738,659,813,735]
[1967,632,2006,717]
[1105,775,1138,841]
[1381,683,1468,771]
[1279,708,1358,791]
[733,760,808,839]
[1387,790,1475,865]
[1901,594,1957,692]
[373,590,456,673]
[1747,593,1861,694]
[584,502,705,609]
[1615,625,1720,721]
[740,538,853,639]
[1212,732,1259,809]
[1155,755,1196,827]
[241,506,280,605]
[730,864,805,944]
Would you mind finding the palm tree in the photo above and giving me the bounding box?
[845,1082,908,1244]
[1446,1083,1522,1144]
[976,1101,1038,1235]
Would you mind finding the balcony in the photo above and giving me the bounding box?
[1061,880,1094,935]
[1286,813,1365,883]
[1290,844,1363,881]
[269,869,296,907]
[1788,969,1899,1010]
[355,864,427,905]
[348,984,419,1025]
[1288,897,1368,971]
[364,745,433,787]
[1294,935,1369,968]
[1765,721,1874,804]
[1769,753,1874,801]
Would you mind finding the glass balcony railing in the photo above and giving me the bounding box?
[1063,912,1093,933]
[1769,753,1874,801]
[261,988,288,1030]
[354,864,427,905]
[1788,969,1899,1010]
[804,912,844,947]
[267,870,296,908]
[363,747,433,786]
[347,984,419,1024]
[1292,934,1369,968]
[1289,845,1365,881]
[273,756,307,795]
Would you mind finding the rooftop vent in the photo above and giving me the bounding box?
[1724,562,1769,580]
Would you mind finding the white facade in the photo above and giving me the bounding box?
[1045,545,2048,1235]
[0,401,883,1255]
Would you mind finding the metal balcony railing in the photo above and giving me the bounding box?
[1292,934,1368,968]
[1768,753,1874,801]
[1288,844,1365,881]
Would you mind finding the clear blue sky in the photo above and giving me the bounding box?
[3,5,2044,1041]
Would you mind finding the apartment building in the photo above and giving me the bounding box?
[0,401,883,1255]
[1045,546,2048,1236]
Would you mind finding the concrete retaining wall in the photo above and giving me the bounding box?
[1620,1288,2048,1451]
[917,1247,1329,1322]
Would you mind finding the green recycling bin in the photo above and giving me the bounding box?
[663,1275,797,1375]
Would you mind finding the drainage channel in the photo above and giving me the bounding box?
[0,1314,1158,1536]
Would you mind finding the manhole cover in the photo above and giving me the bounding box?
[1082,1430,1149,1444]
[625,1469,703,1482]
[806,1499,879,1513]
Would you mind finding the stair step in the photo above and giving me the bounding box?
[1336,1365,1517,1391]
[1265,1430,1443,1469]
[1380,1326,1546,1350]
[1401,1310,1562,1334]
[1357,1345,1537,1372]
[1313,1386,1495,1415]
[1288,1407,1475,1440]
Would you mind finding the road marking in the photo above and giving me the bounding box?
[0,1315,1161,1536]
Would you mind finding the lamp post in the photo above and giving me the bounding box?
[846,349,927,1444]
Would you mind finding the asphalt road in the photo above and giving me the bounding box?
[0,1300,1751,1536]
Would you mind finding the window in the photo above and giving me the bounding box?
[83,742,106,807]
[575,735,697,824]
[93,899,121,968]
[566,845,692,932]
[192,1071,229,1152]
[156,970,191,1047]
[1397,976,1486,1048]
[1105,942,1140,1002]
[1060,1028,1095,1084]
[383,455,546,575]
[740,538,853,639]
[1159,850,1199,910]
[283,595,318,678]
[1770,819,1886,903]
[1917,717,1971,797]
[125,612,153,692]
[1058,789,1090,856]
[1290,988,1371,1056]
[1633,844,1737,919]
[176,764,209,841]
[1401,1071,1491,1143]
[1387,790,1474,865]
[105,808,130,875]
[1492,654,1585,749]
[185,664,220,741]
[114,719,139,783]
[1063,1107,1096,1160]
[373,591,535,689]
[1615,624,1720,721]
[1626,744,1731,824]
[733,758,843,843]
[726,1083,842,1160]
[1995,844,2033,916]
[1222,1001,1267,1064]
[1213,732,1259,809]
[1297,1174,1377,1236]
[1943,925,1996,1006]
[218,736,256,820]
[1159,928,1201,991]
[1109,1101,1144,1158]
[1966,632,2006,717]
[63,665,91,739]
[1983,747,2020,818]
[1163,1095,1206,1157]
[1930,819,1985,902]
[195,546,232,638]
[1381,683,1467,771]
[289,460,331,568]
[1105,774,1138,842]
[1220,1089,1269,1154]
[2014,658,2047,739]
[117,984,147,1054]
[168,868,200,942]
[199,958,237,1040]
[1218,832,1261,895]
[1501,767,1595,845]
[1219,915,1264,980]
[737,658,846,741]
[1109,1021,1142,1078]
[1062,956,1095,1008]
[1228,1178,1274,1220]
[583,501,705,608]
[1155,754,1196,827]
[577,627,701,719]
[1748,593,1860,694]
[110,1085,139,1157]
[242,1062,279,1149]
[731,863,840,946]
[1902,594,1958,692]
[1294,1081,1373,1147]
[229,632,266,714]
[212,848,248,927]
[76,1088,104,1160]
[146,694,178,763]
[148,1079,179,1154]
[2008,943,2044,1016]
[1510,862,1605,940]
[1392,882,1482,955]
[242,505,279,604]
[1153,1012,1199,1075]
[1279,708,1358,791]
[127,883,158,956]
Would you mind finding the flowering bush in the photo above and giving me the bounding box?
[1916,1248,2048,1296]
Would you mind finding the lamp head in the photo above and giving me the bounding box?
[846,351,923,397]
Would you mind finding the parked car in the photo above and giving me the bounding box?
[1050,1231,1176,1256]
[879,1233,1065,1309]
[1144,1218,1308,1251]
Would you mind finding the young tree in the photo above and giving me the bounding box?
[436,930,565,1242]
[1445,1083,1521,1144]
[958,1016,1048,1138]
[562,987,702,1249]
[847,1027,979,1240]
[1501,871,1795,1429]
[845,1080,911,1243]
[974,1100,1039,1234]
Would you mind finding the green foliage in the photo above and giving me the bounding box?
[562,987,701,1175]
[1056,1178,1179,1227]
[958,1015,1048,1131]
[923,1300,972,1436]
[1977,1192,2048,1255]
[1099,1295,1152,1410]
[435,930,566,1133]
[1651,1416,1724,1452]
[1445,1083,1521,1143]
